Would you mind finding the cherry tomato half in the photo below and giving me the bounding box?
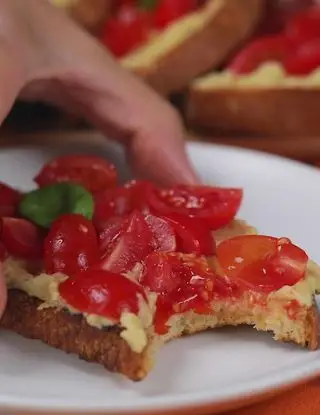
[100,4,152,57]
[162,213,215,256]
[59,269,146,321]
[153,0,198,29]
[0,182,22,217]
[93,180,151,231]
[216,235,308,292]
[1,217,43,260]
[228,35,292,74]
[34,155,117,194]
[148,185,242,230]
[99,210,152,274]
[283,38,320,74]
[44,214,99,276]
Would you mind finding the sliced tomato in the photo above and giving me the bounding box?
[153,0,198,29]
[44,214,99,276]
[285,6,320,44]
[1,218,43,259]
[162,213,215,256]
[141,252,233,334]
[99,210,152,274]
[59,269,146,321]
[93,180,151,231]
[98,216,124,255]
[144,214,176,252]
[0,182,22,217]
[216,235,308,292]
[283,38,320,74]
[100,4,152,57]
[228,35,292,74]
[148,185,242,231]
[34,155,117,194]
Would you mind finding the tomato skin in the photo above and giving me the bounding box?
[93,180,151,231]
[285,6,320,44]
[162,213,215,256]
[283,38,320,74]
[144,214,176,252]
[153,0,198,29]
[34,155,117,194]
[217,235,308,293]
[0,183,22,217]
[1,218,43,260]
[228,35,292,74]
[99,210,153,274]
[100,4,152,57]
[44,214,99,276]
[148,185,242,231]
[59,269,146,321]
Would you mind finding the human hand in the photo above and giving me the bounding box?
[0,0,199,317]
[0,0,199,186]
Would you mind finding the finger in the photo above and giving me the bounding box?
[53,61,200,186]
[127,113,199,186]
[0,40,25,123]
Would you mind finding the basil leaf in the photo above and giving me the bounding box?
[138,0,158,10]
[19,183,94,228]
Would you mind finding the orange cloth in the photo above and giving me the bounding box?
[228,379,320,415]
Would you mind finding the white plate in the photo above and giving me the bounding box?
[0,142,319,415]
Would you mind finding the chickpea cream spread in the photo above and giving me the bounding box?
[3,258,154,353]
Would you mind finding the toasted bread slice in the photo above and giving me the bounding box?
[187,63,320,137]
[121,0,263,95]
[1,219,319,381]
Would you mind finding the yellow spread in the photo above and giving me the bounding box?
[192,63,320,90]
[4,259,151,353]
[49,0,78,8]
[121,0,223,69]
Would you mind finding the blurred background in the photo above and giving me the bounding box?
[3,0,320,167]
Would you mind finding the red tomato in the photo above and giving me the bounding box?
[285,6,320,44]
[93,180,151,231]
[257,0,315,35]
[34,155,117,194]
[1,218,43,259]
[148,185,242,230]
[0,241,7,261]
[59,270,146,321]
[44,214,99,276]
[283,38,320,74]
[144,214,176,252]
[228,35,292,74]
[98,216,124,255]
[162,213,215,256]
[0,182,22,217]
[216,235,308,292]
[99,211,152,274]
[154,0,198,29]
[100,4,152,57]
[141,252,233,334]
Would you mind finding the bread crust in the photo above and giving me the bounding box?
[187,87,320,137]
[0,290,153,381]
[122,0,263,95]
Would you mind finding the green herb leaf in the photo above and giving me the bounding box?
[138,0,158,10]
[19,183,94,228]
